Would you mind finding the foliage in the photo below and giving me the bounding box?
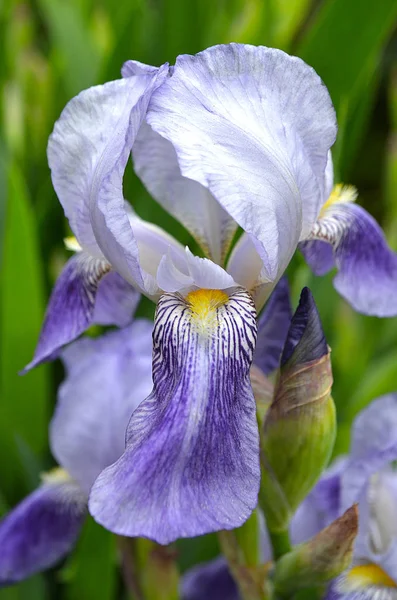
[0,0,396,598]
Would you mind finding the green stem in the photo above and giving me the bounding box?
[268,529,291,561]
[218,527,271,600]
[117,537,179,600]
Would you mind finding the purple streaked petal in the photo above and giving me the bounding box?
[254,277,292,375]
[48,65,168,293]
[0,470,87,584]
[299,239,335,275]
[304,202,397,316]
[281,287,327,367]
[89,289,259,544]
[181,557,239,600]
[132,122,237,264]
[50,320,153,493]
[147,43,336,282]
[93,270,140,326]
[24,252,138,371]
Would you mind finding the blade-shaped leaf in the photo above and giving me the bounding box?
[62,518,117,600]
[0,162,50,497]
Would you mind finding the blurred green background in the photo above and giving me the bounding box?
[0,0,397,598]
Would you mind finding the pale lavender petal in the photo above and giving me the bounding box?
[350,394,397,463]
[281,287,327,367]
[24,253,112,371]
[127,206,187,285]
[226,232,275,310]
[340,395,397,515]
[183,248,237,289]
[132,122,237,264]
[254,277,292,375]
[89,289,259,544]
[181,557,239,600]
[156,248,237,294]
[0,471,87,584]
[148,43,336,283]
[304,202,397,316]
[156,252,194,292]
[380,539,397,582]
[50,321,153,493]
[48,65,168,292]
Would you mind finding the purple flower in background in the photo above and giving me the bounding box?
[317,394,397,599]
[0,319,153,585]
[181,394,397,600]
[299,185,397,316]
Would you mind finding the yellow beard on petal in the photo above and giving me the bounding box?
[320,183,358,217]
[64,236,82,252]
[186,289,229,335]
[344,564,397,590]
[40,467,73,485]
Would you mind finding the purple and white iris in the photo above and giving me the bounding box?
[181,394,397,600]
[0,318,153,584]
[319,394,397,600]
[25,43,397,545]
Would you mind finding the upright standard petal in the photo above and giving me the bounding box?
[301,185,397,316]
[253,277,292,375]
[90,288,260,544]
[48,63,169,292]
[147,43,336,282]
[24,252,139,371]
[50,321,153,493]
[132,122,237,264]
[340,394,397,513]
[0,469,87,585]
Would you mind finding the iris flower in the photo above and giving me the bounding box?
[0,318,153,584]
[26,44,397,544]
[182,394,397,600]
[316,394,397,599]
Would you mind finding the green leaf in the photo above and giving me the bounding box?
[0,161,50,497]
[62,518,117,600]
[298,0,397,114]
[297,0,397,173]
[37,0,101,97]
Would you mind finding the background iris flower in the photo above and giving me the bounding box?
[181,393,397,600]
[0,316,153,584]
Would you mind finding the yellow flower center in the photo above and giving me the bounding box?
[186,289,229,334]
[346,564,397,589]
[320,183,358,217]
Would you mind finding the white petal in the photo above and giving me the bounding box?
[148,44,336,281]
[132,122,237,264]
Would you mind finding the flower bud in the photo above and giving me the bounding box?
[250,364,274,425]
[273,505,358,597]
[260,288,336,532]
